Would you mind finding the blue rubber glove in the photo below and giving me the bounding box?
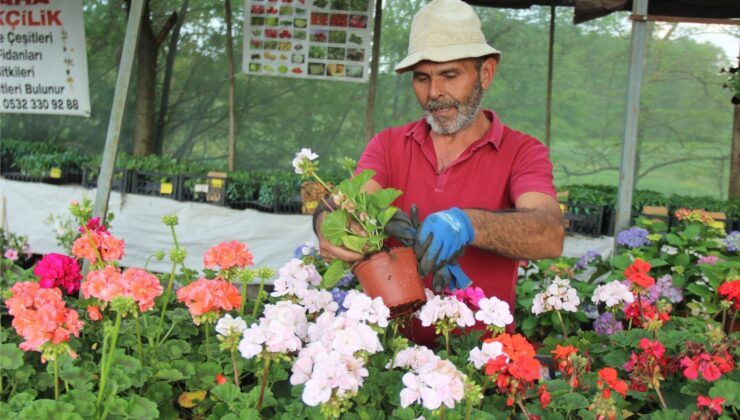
[414,207,475,278]
[432,261,472,292]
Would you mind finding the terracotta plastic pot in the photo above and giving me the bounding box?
[352,247,427,319]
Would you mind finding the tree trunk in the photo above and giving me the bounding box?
[133,3,157,156]
[730,103,740,199]
[155,0,188,156]
[225,0,236,170]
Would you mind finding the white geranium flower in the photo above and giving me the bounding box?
[215,314,247,338]
[417,295,475,328]
[531,276,580,315]
[468,340,508,369]
[660,245,678,255]
[292,148,318,175]
[592,280,635,308]
[475,297,513,327]
[343,290,390,328]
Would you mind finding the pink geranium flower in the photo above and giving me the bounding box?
[72,231,125,264]
[81,266,163,314]
[4,282,83,362]
[34,253,83,295]
[451,285,485,309]
[4,248,18,261]
[203,241,254,271]
[176,278,241,323]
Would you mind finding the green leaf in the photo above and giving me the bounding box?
[640,409,685,420]
[683,224,702,239]
[552,393,589,411]
[709,380,740,408]
[369,188,402,209]
[665,233,684,246]
[376,207,398,228]
[609,254,631,270]
[165,339,191,358]
[389,407,418,420]
[649,258,669,268]
[602,349,629,368]
[321,210,348,245]
[686,283,712,299]
[338,169,374,199]
[211,383,242,404]
[155,368,187,381]
[0,343,24,370]
[60,390,96,418]
[341,235,368,253]
[18,399,82,419]
[59,364,94,391]
[320,259,349,288]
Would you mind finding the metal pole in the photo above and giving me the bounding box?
[613,0,648,249]
[545,2,555,148]
[365,0,383,142]
[93,0,146,221]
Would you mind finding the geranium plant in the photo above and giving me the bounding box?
[291,148,402,286]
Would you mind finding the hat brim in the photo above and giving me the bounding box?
[394,44,501,74]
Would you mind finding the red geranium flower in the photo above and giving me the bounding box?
[597,367,628,398]
[717,280,740,309]
[697,395,725,415]
[624,258,655,289]
[538,384,551,408]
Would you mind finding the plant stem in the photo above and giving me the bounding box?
[257,356,272,412]
[729,310,737,334]
[516,398,531,419]
[252,275,266,319]
[556,310,568,340]
[240,277,248,317]
[156,224,181,342]
[97,312,122,408]
[464,398,473,420]
[205,325,211,361]
[231,349,240,387]
[443,330,450,355]
[721,308,727,332]
[135,317,144,363]
[54,358,59,400]
[637,294,646,327]
[653,381,668,410]
[439,405,445,420]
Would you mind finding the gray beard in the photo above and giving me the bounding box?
[424,78,484,135]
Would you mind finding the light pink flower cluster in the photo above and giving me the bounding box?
[475,296,514,328]
[271,258,323,298]
[391,346,466,410]
[417,293,476,329]
[299,288,338,314]
[342,290,390,328]
[290,307,385,407]
[4,282,84,361]
[82,266,163,314]
[469,340,508,369]
[238,301,308,359]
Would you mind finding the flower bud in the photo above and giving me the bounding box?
[161,215,179,226]
[170,248,188,263]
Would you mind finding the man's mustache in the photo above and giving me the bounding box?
[426,98,460,112]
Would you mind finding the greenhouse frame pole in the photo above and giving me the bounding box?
[613,0,648,250]
[365,0,383,142]
[93,0,146,222]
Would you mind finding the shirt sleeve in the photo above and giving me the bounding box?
[509,138,557,203]
[356,131,389,188]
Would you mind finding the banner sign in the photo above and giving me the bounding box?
[0,0,91,116]
[242,0,374,82]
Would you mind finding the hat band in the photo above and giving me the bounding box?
[408,31,487,55]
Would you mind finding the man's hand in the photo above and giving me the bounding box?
[432,261,472,292]
[414,207,475,277]
[383,204,420,247]
[314,210,364,263]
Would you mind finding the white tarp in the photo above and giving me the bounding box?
[1,178,315,276]
[0,0,91,116]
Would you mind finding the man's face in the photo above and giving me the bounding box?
[411,59,485,135]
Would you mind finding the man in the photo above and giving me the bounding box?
[316,0,564,345]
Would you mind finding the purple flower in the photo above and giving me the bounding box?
[293,241,318,259]
[575,250,601,270]
[616,227,651,249]
[725,231,739,252]
[639,274,683,304]
[331,287,348,312]
[697,255,719,266]
[593,312,623,336]
[337,273,356,288]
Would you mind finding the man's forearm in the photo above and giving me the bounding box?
[464,208,565,260]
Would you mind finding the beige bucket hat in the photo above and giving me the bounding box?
[394,0,502,74]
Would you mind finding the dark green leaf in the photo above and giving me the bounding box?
[0,343,24,370]
[320,259,349,288]
[321,210,348,245]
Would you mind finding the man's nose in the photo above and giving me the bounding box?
[429,77,445,100]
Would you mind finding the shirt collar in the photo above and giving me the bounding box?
[405,109,503,150]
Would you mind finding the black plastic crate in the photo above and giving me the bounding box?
[1,167,82,185]
[177,174,228,206]
[81,168,131,192]
[128,171,180,200]
[565,203,605,237]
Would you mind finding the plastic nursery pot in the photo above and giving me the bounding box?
[352,247,427,319]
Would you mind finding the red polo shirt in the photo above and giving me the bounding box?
[357,110,556,346]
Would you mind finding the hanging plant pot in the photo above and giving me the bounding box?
[352,247,427,319]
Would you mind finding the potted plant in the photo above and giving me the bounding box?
[291,148,426,317]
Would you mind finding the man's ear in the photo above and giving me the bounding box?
[481,56,497,89]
